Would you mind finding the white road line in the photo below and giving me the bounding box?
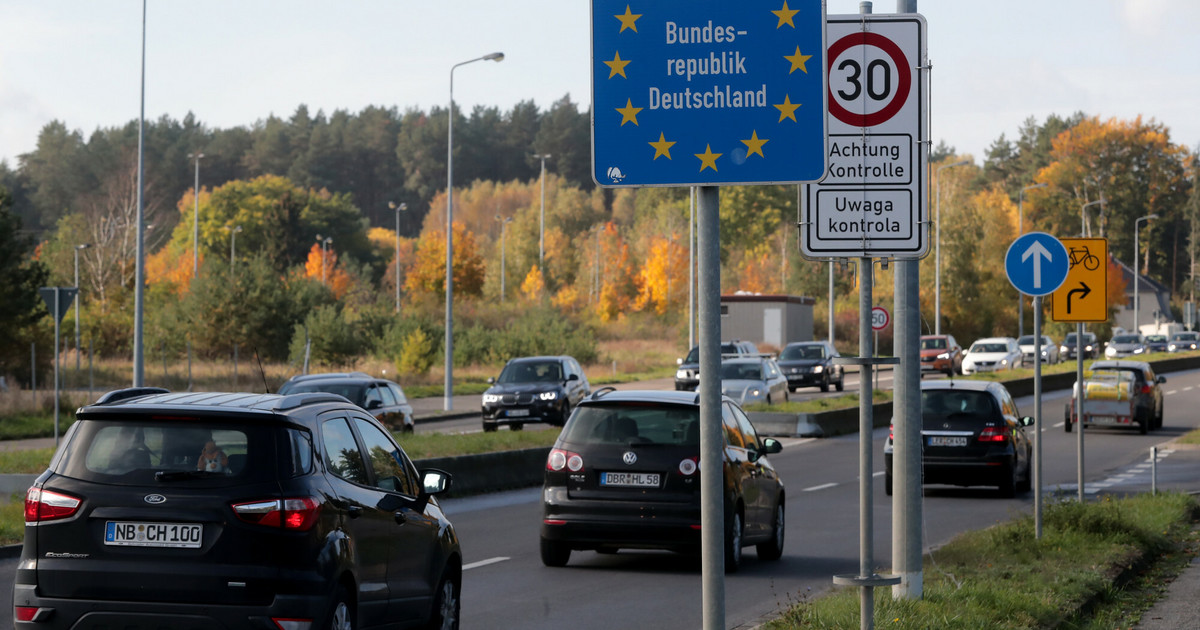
[1053,422,1065,428]
[803,482,838,492]
[463,557,510,571]
[1167,390,1179,395]
[873,471,885,477]
[1184,386,1194,392]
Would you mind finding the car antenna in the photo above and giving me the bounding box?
[254,347,271,394]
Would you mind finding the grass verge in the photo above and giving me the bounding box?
[744,390,894,415]
[763,492,1199,629]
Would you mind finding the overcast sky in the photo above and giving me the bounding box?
[2,0,1197,168]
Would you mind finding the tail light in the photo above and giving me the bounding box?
[232,497,321,531]
[977,427,1008,443]
[25,487,81,523]
[888,424,894,443]
[678,457,698,476]
[547,448,584,472]
[1141,384,1153,395]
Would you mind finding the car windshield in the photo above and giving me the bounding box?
[920,338,947,350]
[781,344,824,360]
[970,343,1008,353]
[720,363,763,381]
[1065,334,1080,344]
[1172,333,1199,341]
[922,390,997,420]
[1017,336,1037,345]
[283,383,366,406]
[1147,335,1167,343]
[683,346,700,363]
[561,405,699,446]
[1112,335,1142,344]
[498,361,563,383]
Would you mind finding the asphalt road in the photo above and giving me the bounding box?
[5,367,1192,629]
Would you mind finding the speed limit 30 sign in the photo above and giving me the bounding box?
[802,14,928,259]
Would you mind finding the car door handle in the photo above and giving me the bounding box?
[346,505,363,518]
[393,510,408,525]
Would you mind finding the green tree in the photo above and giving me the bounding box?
[0,187,50,382]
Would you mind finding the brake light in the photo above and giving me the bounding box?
[14,606,52,622]
[1141,384,1153,395]
[232,497,321,531]
[25,488,81,523]
[547,448,583,472]
[977,427,1008,443]
[888,423,894,442]
[271,618,314,630]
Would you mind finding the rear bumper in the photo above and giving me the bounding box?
[542,489,701,551]
[885,453,1012,487]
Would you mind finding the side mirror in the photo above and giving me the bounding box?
[567,373,579,381]
[1156,375,1166,384]
[366,399,382,410]
[1019,416,1035,427]
[487,377,496,384]
[676,357,683,365]
[420,469,452,496]
[762,437,783,454]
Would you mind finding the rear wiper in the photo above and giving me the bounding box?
[155,470,224,481]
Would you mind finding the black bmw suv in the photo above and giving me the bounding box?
[540,389,785,572]
[481,356,590,432]
[14,388,462,630]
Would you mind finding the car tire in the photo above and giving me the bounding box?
[998,462,1017,498]
[835,375,844,392]
[422,568,461,630]
[511,423,524,431]
[724,509,743,573]
[820,378,829,393]
[756,501,785,561]
[884,473,893,496]
[482,422,498,433]
[326,584,355,630]
[1016,456,1032,494]
[1138,409,1149,435]
[540,537,571,567]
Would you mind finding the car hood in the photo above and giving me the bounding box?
[721,379,768,391]
[965,352,1011,362]
[920,348,949,357]
[777,359,823,368]
[485,382,563,395]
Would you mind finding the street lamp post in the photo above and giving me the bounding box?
[935,159,970,335]
[230,225,242,269]
[188,152,204,275]
[1134,214,1159,334]
[1081,199,1105,238]
[533,153,552,271]
[74,244,90,373]
[390,202,407,313]
[1017,182,1048,337]
[446,51,504,411]
[315,235,333,283]
[496,215,514,301]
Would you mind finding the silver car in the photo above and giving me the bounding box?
[718,357,789,405]
[1017,335,1059,365]
[1104,333,1147,359]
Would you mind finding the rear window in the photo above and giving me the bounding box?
[920,337,947,350]
[782,344,825,360]
[922,390,998,419]
[1112,335,1141,344]
[283,382,366,406]
[58,419,279,485]
[562,405,699,446]
[720,362,762,380]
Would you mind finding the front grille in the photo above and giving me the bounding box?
[501,393,533,405]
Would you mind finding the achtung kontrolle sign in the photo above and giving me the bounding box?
[802,13,928,259]
[590,0,828,187]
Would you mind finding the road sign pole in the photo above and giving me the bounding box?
[53,288,61,446]
[697,186,724,630]
[1033,296,1043,538]
[1076,322,1085,501]
[857,256,874,629]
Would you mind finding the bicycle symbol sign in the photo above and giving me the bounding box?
[1067,245,1100,271]
[1052,237,1108,323]
[1005,232,1069,297]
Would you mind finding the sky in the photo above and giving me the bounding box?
[1,0,1198,169]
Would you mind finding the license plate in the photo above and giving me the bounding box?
[105,521,203,548]
[928,436,968,447]
[506,409,529,417]
[600,472,661,487]
[1089,416,1118,425]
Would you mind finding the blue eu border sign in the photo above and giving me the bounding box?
[591,0,827,187]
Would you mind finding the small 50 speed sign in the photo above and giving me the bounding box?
[871,306,890,331]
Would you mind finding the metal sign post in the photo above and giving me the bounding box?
[39,287,78,447]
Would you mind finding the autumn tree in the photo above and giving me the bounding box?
[404,222,486,298]
[635,234,688,314]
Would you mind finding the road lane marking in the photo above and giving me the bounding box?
[872,471,885,477]
[464,557,510,571]
[1167,389,1178,395]
[803,482,838,492]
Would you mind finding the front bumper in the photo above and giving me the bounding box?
[482,400,568,426]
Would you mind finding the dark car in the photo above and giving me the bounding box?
[919,334,963,376]
[1144,334,1169,353]
[1060,331,1099,360]
[540,389,785,573]
[277,371,415,432]
[674,340,758,391]
[481,356,590,431]
[777,341,844,392]
[1168,331,1200,352]
[14,387,461,630]
[883,380,1033,497]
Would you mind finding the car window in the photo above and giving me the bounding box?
[728,403,761,451]
[322,417,368,485]
[364,385,383,408]
[498,361,563,383]
[377,384,396,406]
[720,362,762,380]
[287,427,314,477]
[287,382,366,406]
[1017,336,1036,345]
[920,337,946,350]
[63,421,263,484]
[971,343,1008,353]
[353,417,417,496]
[764,360,780,379]
[1112,335,1141,344]
[561,405,699,446]
[685,346,700,362]
[922,390,998,419]
[721,403,746,448]
[388,383,407,405]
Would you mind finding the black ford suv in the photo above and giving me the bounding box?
[540,389,785,572]
[14,388,461,630]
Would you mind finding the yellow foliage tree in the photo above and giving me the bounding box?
[595,222,641,322]
[145,243,197,295]
[521,265,545,301]
[302,243,353,299]
[403,221,486,298]
[634,234,688,314]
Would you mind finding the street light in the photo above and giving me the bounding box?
[1080,198,1105,238]
[1017,182,1049,337]
[74,243,90,373]
[1134,214,1159,334]
[316,235,333,283]
[496,214,514,301]
[390,201,407,313]
[188,152,204,275]
[446,51,504,411]
[533,153,552,270]
[229,225,242,269]
[935,159,970,335]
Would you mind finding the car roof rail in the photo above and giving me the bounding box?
[588,386,618,400]
[274,392,354,411]
[93,387,171,405]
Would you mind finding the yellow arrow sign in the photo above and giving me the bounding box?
[1051,238,1108,323]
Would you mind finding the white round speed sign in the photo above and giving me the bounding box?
[871,306,890,331]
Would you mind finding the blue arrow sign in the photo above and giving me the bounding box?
[591,0,827,187]
[1005,232,1069,296]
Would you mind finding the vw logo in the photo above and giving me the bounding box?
[622,451,638,465]
[143,494,167,505]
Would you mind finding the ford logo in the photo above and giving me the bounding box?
[623,451,637,465]
[144,494,167,505]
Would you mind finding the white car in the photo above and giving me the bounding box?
[962,337,1023,374]
[718,356,789,405]
[1017,334,1059,365]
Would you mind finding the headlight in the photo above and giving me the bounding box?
[676,369,688,379]
[1105,347,1116,357]
[1169,344,1178,351]
[1134,347,1144,354]
[749,388,763,398]
[482,394,501,404]
[1061,345,1068,352]
[937,352,950,359]
[813,365,823,374]
[1001,359,1009,366]
[539,391,558,401]
[1086,345,1094,351]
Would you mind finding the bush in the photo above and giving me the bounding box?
[397,328,436,376]
[289,304,361,368]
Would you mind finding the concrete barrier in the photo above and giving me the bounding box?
[416,447,550,498]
